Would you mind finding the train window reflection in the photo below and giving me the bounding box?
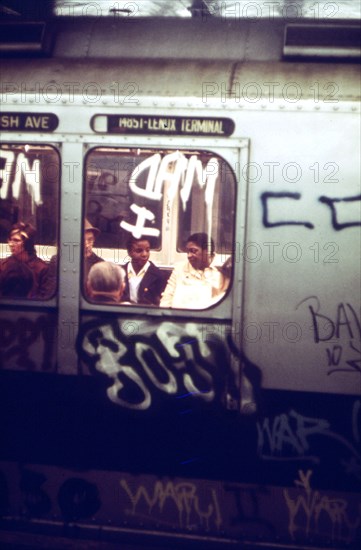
[84,147,236,309]
[0,144,59,300]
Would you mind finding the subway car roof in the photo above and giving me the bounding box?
[0,16,360,61]
[0,18,360,102]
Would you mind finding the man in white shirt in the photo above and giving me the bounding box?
[160,233,223,309]
[122,237,166,305]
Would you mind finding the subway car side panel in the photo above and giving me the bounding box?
[0,54,360,549]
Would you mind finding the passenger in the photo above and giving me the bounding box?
[122,236,166,305]
[219,256,232,293]
[0,222,51,299]
[87,261,128,304]
[160,232,223,309]
[47,219,104,297]
[211,256,232,304]
[84,218,104,280]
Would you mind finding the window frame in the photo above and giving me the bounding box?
[80,142,242,318]
[0,141,61,306]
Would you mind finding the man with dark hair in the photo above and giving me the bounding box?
[122,236,165,305]
[160,232,222,309]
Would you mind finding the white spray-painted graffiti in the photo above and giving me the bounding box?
[257,403,361,478]
[78,320,227,410]
[284,469,361,544]
[120,152,219,238]
[119,479,222,531]
[0,150,42,213]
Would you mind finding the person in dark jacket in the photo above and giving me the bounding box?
[0,222,51,299]
[0,258,34,298]
[84,218,104,280]
[122,236,166,305]
[47,218,104,297]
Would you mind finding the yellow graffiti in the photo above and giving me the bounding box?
[284,469,361,544]
[119,479,222,530]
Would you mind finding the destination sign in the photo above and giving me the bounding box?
[92,115,235,137]
[0,113,59,132]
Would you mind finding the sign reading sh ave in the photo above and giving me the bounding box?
[0,113,59,132]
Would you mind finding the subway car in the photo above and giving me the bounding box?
[0,14,360,549]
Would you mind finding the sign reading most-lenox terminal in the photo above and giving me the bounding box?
[92,115,235,137]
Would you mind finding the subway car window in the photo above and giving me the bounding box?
[84,147,236,308]
[0,144,59,300]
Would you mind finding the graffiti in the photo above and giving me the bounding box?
[78,320,228,410]
[58,478,101,521]
[319,194,361,230]
[0,315,56,371]
[6,468,101,522]
[78,319,263,413]
[284,470,361,543]
[121,203,159,239]
[225,484,275,536]
[261,192,314,229]
[119,479,222,530]
[1,460,360,547]
[261,192,361,230]
[257,404,361,478]
[0,149,41,213]
[120,152,219,238]
[307,300,360,343]
[20,469,51,516]
[297,297,361,375]
[326,341,361,375]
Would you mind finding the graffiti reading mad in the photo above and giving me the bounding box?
[0,149,42,214]
[120,152,219,238]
